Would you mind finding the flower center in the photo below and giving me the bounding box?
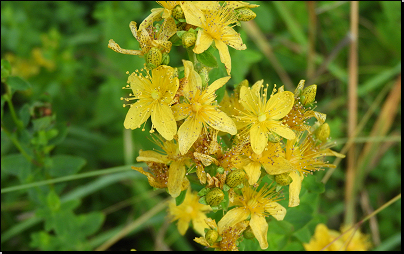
[258,113,267,122]
[151,91,159,100]
[192,102,202,112]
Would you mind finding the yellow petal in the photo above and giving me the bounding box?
[250,123,268,154]
[132,167,166,188]
[205,76,231,96]
[217,207,250,234]
[251,79,263,99]
[108,39,143,56]
[182,1,204,27]
[266,202,286,221]
[203,107,237,135]
[225,1,259,9]
[128,71,152,95]
[136,150,169,164]
[266,91,294,119]
[214,39,231,75]
[168,161,186,198]
[240,85,259,115]
[193,30,213,54]
[182,60,202,97]
[178,115,203,155]
[139,8,164,31]
[194,236,209,247]
[124,100,152,130]
[171,103,191,121]
[250,214,268,249]
[151,103,177,140]
[177,217,190,235]
[157,17,177,41]
[192,213,209,236]
[266,120,296,140]
[289,170,303,207]
[221,26,246,51]
[262,156,294,175]
[243,161,261,185]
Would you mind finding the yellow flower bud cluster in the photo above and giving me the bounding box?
[108,1,345,251]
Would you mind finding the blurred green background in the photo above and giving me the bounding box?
[1,1,401,251]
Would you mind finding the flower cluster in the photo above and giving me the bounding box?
[109,1,345,251]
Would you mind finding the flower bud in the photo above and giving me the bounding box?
[182,31,196,48]
[205,229,219,245]
[146,47,162,69]
[314,123,330,143]
[205,188,224,206]
[161,52,170,65]
[199,67,210,87]
[235,7,257,21]
[268,132,281,143]
[225,169,246,188]
[243,226,255,239]
[275,173,292,186]
[172,5,185,20]
[300,84,317,106]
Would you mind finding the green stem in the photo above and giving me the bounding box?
[4,83,24,130]
[1,164,145,194]
[1,124,34,164]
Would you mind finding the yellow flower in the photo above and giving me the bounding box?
[265,132,345,207]
[235,80,296,154]
[217,184,286,250]
[234,142,293,185]
[136,135,191,197]
[108,16,176,56]
[168,188,212,236]
[194,218,249,251]
[172,61,237,155]
[182,1,246,75]
[123,65,178,141]
[303,223,372,251]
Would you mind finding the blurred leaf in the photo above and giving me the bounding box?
[1,59,12,81]
[19,103,31,128]
[49,155,86,178]
[175,189,187,206]
[284,203,313,231]
[196,50,218,68]
[77,212,105,237]
[47,190,61,212]
[7,76,32,92]
[1,153,31,182]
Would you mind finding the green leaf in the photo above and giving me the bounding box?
[215,82,226,104]
[1,59,12,82]
[175,189,187,206]
[19,103,31,128]
[47,190,61,212]
[302,176,325,193]
[77,212,105,237]
[32,116,53,132]
[284,203,313,231]
[1,153,31,182]
[7,76,32,92]
[196,50,218,68]
[30,231,60,251]
[49,155,86,178]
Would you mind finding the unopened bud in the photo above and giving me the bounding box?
[161,52,170,65]
[235,7,257,21]
[199,67,210,87]
[226,169,246,188]
[243,226,255,239]
[182,31,196,48]
[275,173,292,186]
[205,188,224,207]
[172,5,185,20]
[300,84,317,106]
[205,229,219,245]
[146,47,162,69]
[314,123,330,142]
[268,132,281,143]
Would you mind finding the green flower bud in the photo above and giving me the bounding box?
[275,173,292,186]
[300,84,317,106]
[268,132,281,143]
[243,226,255,239]
[161,52,170,65]
[205,229,219,245]
[235,7,257,21]
[172,5,185,20]
[182,31,196,48]
[199,67,210,87]
[226,169,246,188]
[314,123,330,143]
[146,47,162,69]
[205,188,224,207]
